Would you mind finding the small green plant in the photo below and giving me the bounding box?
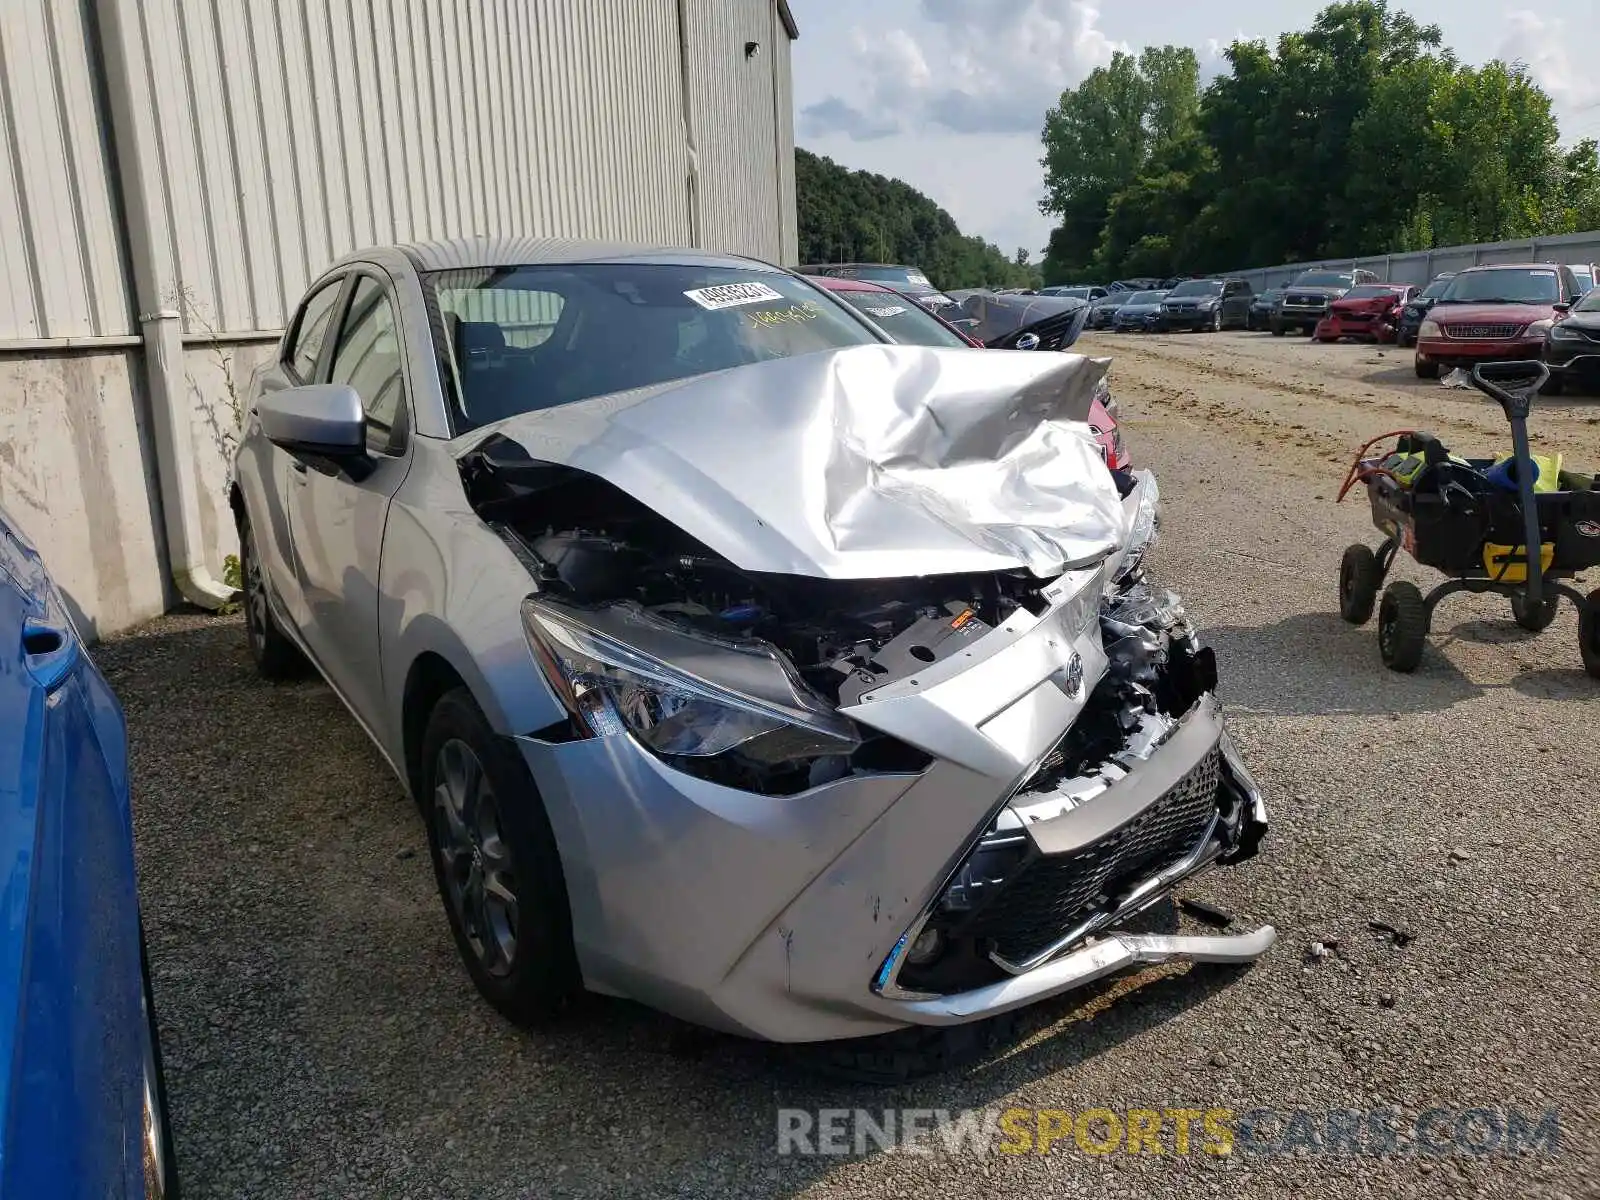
[217,553,244,615]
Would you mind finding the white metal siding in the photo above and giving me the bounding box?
[684,0,784,263]
[130,0,696,336]
[0,0,131,339]
[771,2,797,265]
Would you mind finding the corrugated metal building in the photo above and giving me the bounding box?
[0,0,800,637]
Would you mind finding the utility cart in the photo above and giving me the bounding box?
[1335,360,1600,677]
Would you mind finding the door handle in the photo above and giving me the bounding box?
[22,617,79,689]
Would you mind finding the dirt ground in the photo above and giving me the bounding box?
[104,329,1600,1199]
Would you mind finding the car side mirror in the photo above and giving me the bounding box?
[258,383,367,466]
[1554,301,1571,313]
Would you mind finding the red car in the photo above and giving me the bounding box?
[1414,263,1585,378]
[809,275,1129,469]
[1313,284,1417,343]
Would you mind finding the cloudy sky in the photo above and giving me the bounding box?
[789,0,1600,259]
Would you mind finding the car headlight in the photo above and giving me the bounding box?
[1524,318,1553,335]
[1418,318,1441,339]
[1550,322,1583,341]
[1114,470,1161,583]
[523,597,862,782]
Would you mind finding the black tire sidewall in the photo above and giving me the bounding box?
[1339,545,1379,624]
[419,687,580,1025]
[238,516,302,679]
[1378,582,1428,671]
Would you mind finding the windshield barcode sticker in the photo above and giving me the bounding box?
[683,282,784,310]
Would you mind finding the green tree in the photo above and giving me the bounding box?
[794,149,1041,290]
[1041,0,1587,278]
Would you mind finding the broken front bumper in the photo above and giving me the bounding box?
[517,572,1271,1044]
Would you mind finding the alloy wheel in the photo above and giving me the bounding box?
[434,739,520,977]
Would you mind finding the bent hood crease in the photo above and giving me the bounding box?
[449,344,1126,580]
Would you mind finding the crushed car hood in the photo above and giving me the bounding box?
[449,344,1125,580]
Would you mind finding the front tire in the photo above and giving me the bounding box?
[421,688,580,1027]
[1378,581,1428,672]
[1209,309,1222,332]
[238,515,304,679]
[1339,544,1380,625]
[1415,357,1439,379]
[1542,372,1565,396]
[1270,320,1286,337]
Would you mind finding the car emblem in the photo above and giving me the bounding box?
[1015,332,1041,351]
[1052,653,1084,698]
[1577,520,1600,538]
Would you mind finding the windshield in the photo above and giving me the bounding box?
[1419,278,1453,299]
[1573,287,1600,313]
[1125,291,1167,305]
[831,265,935,291]
[1044,287,1092,300]
[1345,285,1398,299]
[1167,280,1223,298]
[1439,268,1561,304]
[1572,270,1596,296]
[426,264,879,429]
[1257,289,1284,301]
[1293,271,1356,289]
[830,289,970,348]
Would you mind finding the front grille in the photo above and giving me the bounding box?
[957,749,1223,964]
[1285,294,1326,308]
[1010,311,1084,351]
[1442,323,1520,339]
[1338,311,1375,321]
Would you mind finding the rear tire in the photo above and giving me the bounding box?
[1378,581,1428,672]
[1580,590,1600,679]
[238,515,304,680]
[421,687,580,1027]
[1414,357,1439,379]
[1339,544,1380,625]
[1510,593,1559,632]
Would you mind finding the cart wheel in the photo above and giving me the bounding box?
[1510,593,1559,632]
[1580,589,1600,680]
[1377,581,1428,672]
[1338,544,1380,625]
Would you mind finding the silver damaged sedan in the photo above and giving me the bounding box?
[231,237,1273,1058]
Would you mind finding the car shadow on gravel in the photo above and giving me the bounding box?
[1203,612,1482,715]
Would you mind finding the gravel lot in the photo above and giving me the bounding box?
[104,330,1600,1198]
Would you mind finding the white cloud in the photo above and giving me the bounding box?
[799,0,1126,140]
[1497,11,1600,114]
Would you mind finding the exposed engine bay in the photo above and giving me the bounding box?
[464,433,1114,793]
[461,435,1217,800]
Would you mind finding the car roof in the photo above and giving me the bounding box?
[810,276,895,293]
[329,236,771,276]
[1457,262,1567,272]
